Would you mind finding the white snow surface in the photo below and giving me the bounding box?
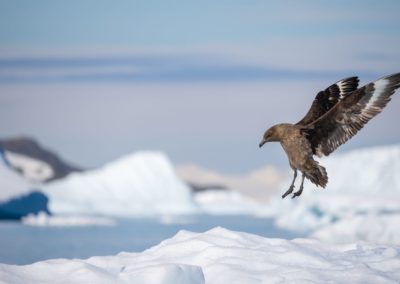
[261,144,400,233]
[1,227,399,284]
[41,151,197,217]
[0,152,33,202]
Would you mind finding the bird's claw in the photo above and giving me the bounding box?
[291,187,304,199]
[282,185,295,199]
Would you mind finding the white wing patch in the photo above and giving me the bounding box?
[361,79,389,119]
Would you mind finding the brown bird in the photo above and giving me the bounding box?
[259,73,400,199]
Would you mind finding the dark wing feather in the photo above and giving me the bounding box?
[305,73,400,157]
[296,77,359,125]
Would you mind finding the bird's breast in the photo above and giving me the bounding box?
[280,133,313,169]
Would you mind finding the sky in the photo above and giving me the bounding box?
[0,0,399,174]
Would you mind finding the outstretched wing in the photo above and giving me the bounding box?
[296,77,359,126]
[305,73,400,157]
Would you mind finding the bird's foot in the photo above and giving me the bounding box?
[282,185,295,199]
[291,187,304,199]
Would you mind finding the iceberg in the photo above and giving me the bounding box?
[41,151,197,217]
[0,227,399,284]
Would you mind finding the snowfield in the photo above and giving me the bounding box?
[41,151,197,217]
[1,227,399,284]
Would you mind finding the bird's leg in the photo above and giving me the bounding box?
[292,173,306,198]
[282,169,297,199]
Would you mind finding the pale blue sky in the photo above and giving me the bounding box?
[0,1,399,173]
[1,0,399,46]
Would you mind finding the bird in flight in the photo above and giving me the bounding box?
[259,73,400,199]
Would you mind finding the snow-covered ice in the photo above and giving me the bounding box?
[1,227,399,284]
[41,151,197,217]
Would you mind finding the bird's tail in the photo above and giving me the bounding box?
[305,161,328,188]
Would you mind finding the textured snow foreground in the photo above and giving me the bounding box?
[1,227,400,284]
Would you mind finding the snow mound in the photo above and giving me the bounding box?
[41,151,197,217]
[22,212,116,227]
[311,213,400,245]
[263,144,400,232]
[1,227,399,284]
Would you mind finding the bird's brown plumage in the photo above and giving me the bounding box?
[296,76,359,126]
[259,73,400,198]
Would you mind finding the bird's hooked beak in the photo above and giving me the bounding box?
[259,139,266,148]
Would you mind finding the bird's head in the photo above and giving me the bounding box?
[259,126,279,148]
